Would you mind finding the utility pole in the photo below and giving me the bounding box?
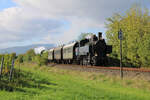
[118,29,123,79]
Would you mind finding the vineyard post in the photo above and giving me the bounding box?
[9,59,14,82]
[18,63,21,78]
[0,57,4,80]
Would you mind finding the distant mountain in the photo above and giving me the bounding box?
[0,44,55,54]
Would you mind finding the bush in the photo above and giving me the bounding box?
[23,49,36,62]
[33,52,48,66]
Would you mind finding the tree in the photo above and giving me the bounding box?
[23,49,36,62]
[16,54,24,63]
[33,52,48,66]
[105,5,150,67]
[10,53,16,60]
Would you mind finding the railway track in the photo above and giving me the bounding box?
[53,64,150,73]
[82,66,150,72]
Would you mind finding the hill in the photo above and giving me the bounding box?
[0,44,54,54]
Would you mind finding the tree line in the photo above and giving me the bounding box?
[15,49,48,66]
[105,5,150,67]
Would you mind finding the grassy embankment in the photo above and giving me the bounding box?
[0,63,150,100]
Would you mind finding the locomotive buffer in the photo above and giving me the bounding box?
[118,29,123,79]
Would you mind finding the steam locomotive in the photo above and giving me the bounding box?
[48,32,112,66]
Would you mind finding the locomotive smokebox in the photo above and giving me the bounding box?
[98,32,102,40]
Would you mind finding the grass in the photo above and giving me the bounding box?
[0,63,150,100]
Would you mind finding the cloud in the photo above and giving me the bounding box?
[0,6,63,46]
[0,0,149,48]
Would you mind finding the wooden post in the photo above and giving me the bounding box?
[9,59,14,82]
[0,57,4,80]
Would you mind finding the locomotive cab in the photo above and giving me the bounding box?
[75,32,112,66]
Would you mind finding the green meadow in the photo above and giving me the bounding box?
[0,63,150,100]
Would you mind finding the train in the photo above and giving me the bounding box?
[48,32,112,66]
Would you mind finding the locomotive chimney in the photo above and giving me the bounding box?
[98,32,102,40]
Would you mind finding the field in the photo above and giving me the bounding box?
[0,63,150,100]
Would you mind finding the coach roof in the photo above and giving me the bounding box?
[63,42,77,49]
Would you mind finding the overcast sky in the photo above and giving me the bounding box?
[0,0,149,49]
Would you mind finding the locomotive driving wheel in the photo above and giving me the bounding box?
[80,59,83,65]
[91,56,97,66]
[83,57,88,65]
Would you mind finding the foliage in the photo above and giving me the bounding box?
[0,53,16,74]
[15,54,23,64]
[23,49,36,62]
[15,49,48,66]
[105,5,150,67]
[32,51,48,66]
[40,51,48,65]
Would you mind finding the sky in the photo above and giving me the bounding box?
[0,0,149,49]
